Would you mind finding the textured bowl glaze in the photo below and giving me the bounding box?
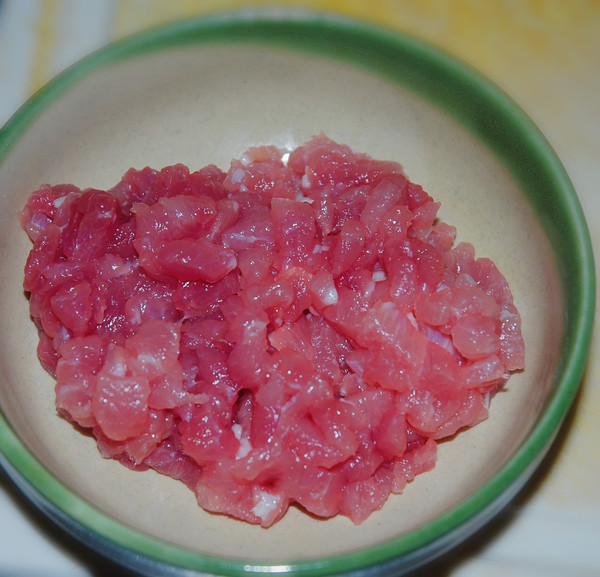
[0,10,594,577]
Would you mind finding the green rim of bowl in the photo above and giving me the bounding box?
[0,9,595,576]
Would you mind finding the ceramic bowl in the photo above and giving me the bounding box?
[0,9,594,577]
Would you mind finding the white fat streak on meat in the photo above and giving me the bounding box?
[108,353,128,377]
[252,489,284,524]
[425,326,458,357]
[301,173,311,190]
[30,213,50,232]
[224,253,238,273]
[483,391,492,409]
[108,259,132,276]
[308,268,338,305]
[231,423,252,459]
[406,311,419,330]
[188,392,210,405]
[137,352,158,367]
[360,278,376,299]
[345,356,364,377]
[229,166,246,185]
[320,284,338,306]
[460,273,476,285]
[372,270,387,282]
[243,318,268,340]
[500,307,518,322]
[129,307,142,326]
[295,192,314,204]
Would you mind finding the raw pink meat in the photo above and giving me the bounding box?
[20,134,524,526]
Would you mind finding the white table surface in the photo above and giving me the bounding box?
[1,1,599,575]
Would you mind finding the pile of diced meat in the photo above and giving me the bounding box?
[20,135,524,526]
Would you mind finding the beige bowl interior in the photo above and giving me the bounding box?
[0,43,562,562]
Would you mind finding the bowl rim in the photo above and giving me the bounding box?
[0,8,595,576]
